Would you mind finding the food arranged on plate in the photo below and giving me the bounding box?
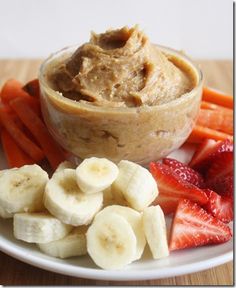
[0,25,233,271]
[0,146,233,270]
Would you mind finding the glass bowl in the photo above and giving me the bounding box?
[39,45,203,165]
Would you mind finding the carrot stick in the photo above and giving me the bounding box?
[0,101,14,114]
[197,109,233,135]
[1,129,34,168]
[0,109,44,162]
[202,87,233,109]
[200,101,233,113]
[10,97,65,169]
[23,79,40,98]
[0,79,26,103]
[23,96,41,117]
[0,79,41,116]
[187,125,233,143]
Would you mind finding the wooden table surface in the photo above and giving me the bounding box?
[0,59,233,286]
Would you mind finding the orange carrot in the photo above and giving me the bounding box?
[23,79,40,98]
[0,79,41,116]
[197,109,233,135]
[0,79,26,103]
[1,129,34,168]
[201,101,233,113]
[10,97,65,169]
[0,101,14,114]
[187,125,233,143]
[23,96,41,116]
[0,108,45,162]
[202,87,233,109]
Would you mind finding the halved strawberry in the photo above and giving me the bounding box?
[207,172,233,199]
[189,139,216,168]
[163,158,205,188]
[149,162,208,214]
[189,139,233,173]
[152,194,180,215]
[203,189,233,223]
[169,199,232,251]
[206,151,233,181]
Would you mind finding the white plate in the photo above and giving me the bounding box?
[0,144,233,281]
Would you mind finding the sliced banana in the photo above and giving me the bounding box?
[142,205,169,259]
[112,160,158,211]
[14,212,72,243]
[103,187,115,207]
[0,206,13,218]
[54,161,76,174]
[103,187,128,207]
[0,165,48,216]
[95,205,146,261]
[87,212,136,270]
[38,226,88,258]
[76,157,119,194]
[110,185,129,207]
[44,169,103,226]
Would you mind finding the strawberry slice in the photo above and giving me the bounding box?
[189,139,233,173]
[169,199,232,251]
[203,189,233,223]
[150,162,208,214]
[152,194,180,215]
[189,139,216,168]
[206,151,233,181]
[207,172,233,199]
[163,158,205,188]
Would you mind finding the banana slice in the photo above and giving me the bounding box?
[14,212,72,243]
[87,212,136,270]
[142,205,169,259]
[54,161,76,174]
[103,187,128,207]
[110,186,129,207]
[44,169,103,226]
[76,157,119,194]
[0,206,13,218]
[38,226,88,258]
[112,160,158,211]
[95,205,146,261]
[0,165,48,215]
[103,187,115,207]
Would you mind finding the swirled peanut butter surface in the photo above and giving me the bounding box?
[48,26,193,107]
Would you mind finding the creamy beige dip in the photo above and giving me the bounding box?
[47,26,193,107]
[40,25,202,164]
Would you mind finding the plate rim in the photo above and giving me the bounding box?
[0,236,233,281]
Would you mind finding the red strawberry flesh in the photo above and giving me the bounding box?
[169,199,232,251]
[189,139,233,173]
[163,158,205,188]
[207,172,233,199]
[206,152,233,181]
[189,139,216,168]
[150,162,208,214]
[205,151,233,199]
[203,189,233,223]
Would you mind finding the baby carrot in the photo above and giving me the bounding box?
[0,109,45,162]
[187,125,233,143]
[202,87,233,109]
[0,79,41,116]
[10,97,65,169]
[200,101,233,113]
[1,128,34,168]
[0,79,26,103]
[197,109,233,135]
